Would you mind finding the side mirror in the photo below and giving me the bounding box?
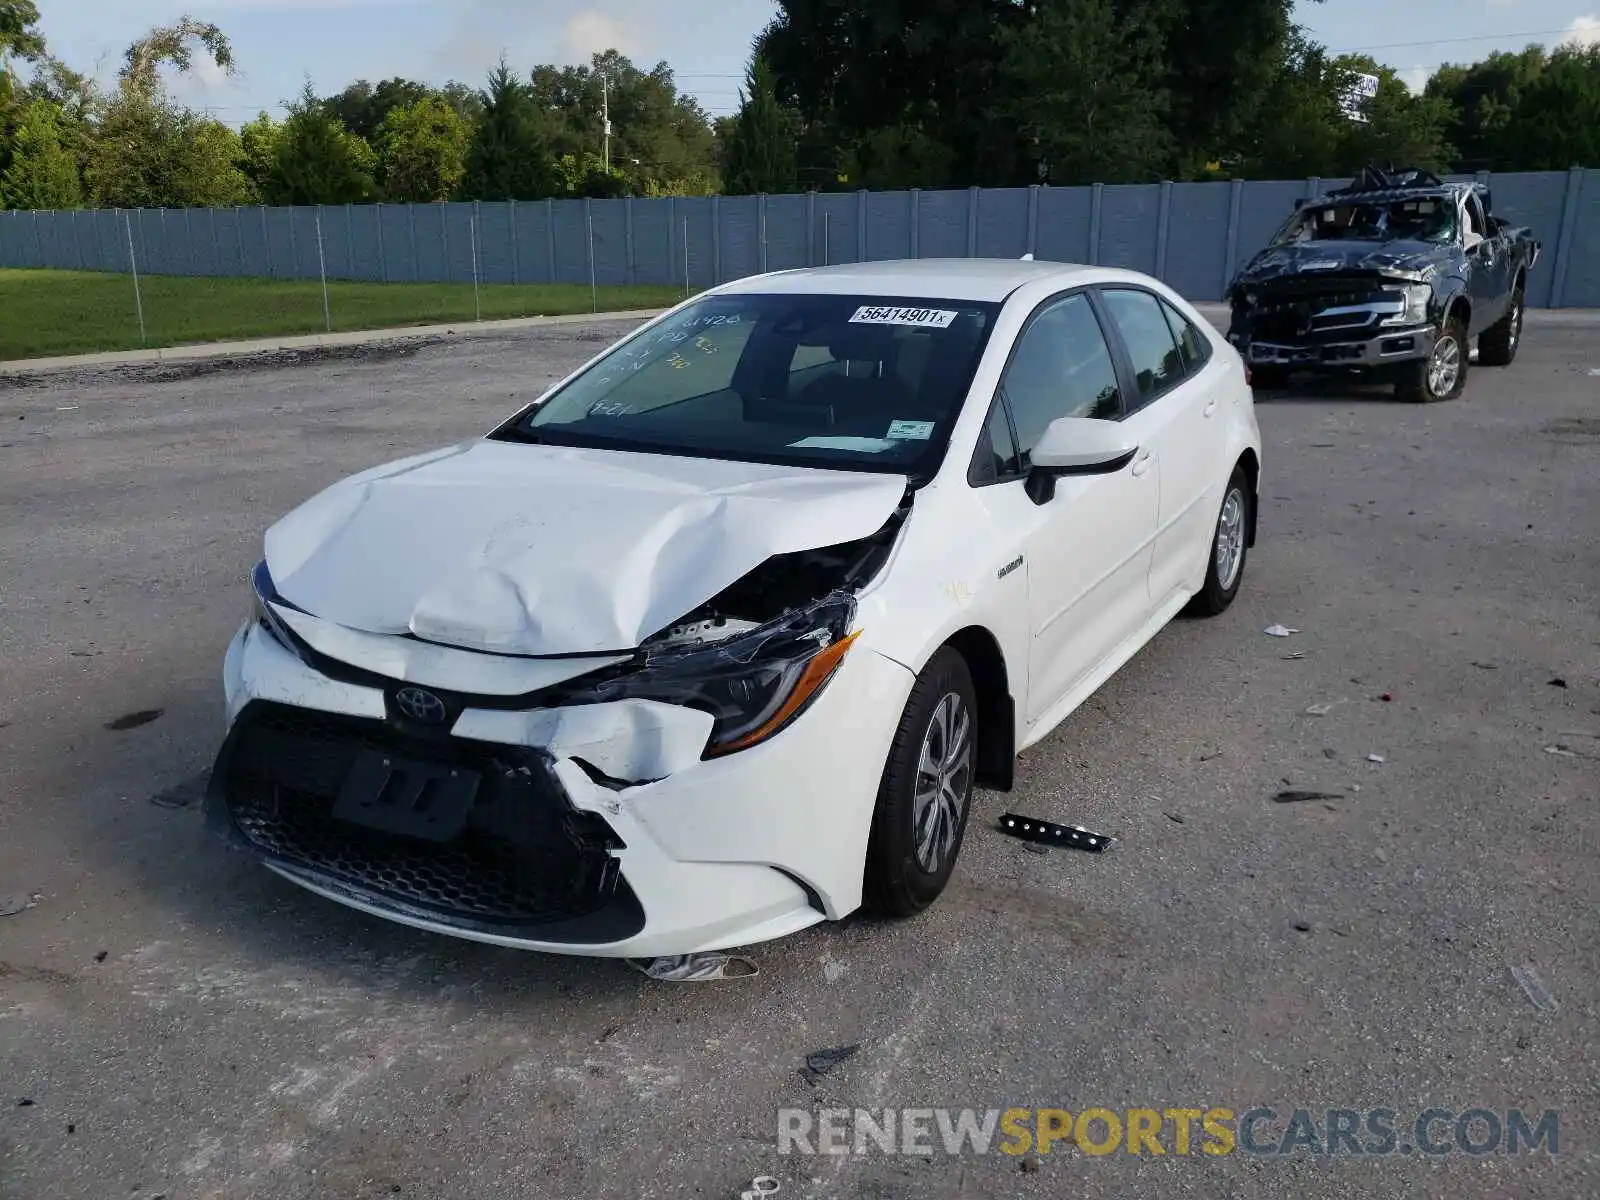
[1025,417,1139,504]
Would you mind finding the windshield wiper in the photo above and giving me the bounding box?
[492,425,544,445]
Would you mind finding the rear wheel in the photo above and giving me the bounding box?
[1396,316,1468,403]
[1478,282,1524,367]
[864,648,977,918]
[1185,467,1251,617]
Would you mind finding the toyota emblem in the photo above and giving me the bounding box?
[394,686,448,726]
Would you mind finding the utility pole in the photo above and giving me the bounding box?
[601,73,611,173]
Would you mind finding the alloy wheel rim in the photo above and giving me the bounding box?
[1215,487,1246,591]
[911,692,973,873]
[1428,334,1462,396]
[1509,299,1523,352]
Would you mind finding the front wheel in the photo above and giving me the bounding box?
[1396,317,1468,403]
[1184,467,1251,617]
[864,648,977,918]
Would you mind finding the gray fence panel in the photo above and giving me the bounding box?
[510,201,545,284]
[0,214,14,267]
[1035,186,1094,263]
[718,194,760,281]
[865,191,913,261]
[1233,180,1304,276]
[588,199,629,286]
[1165,182,1232,300]
[1558,170,1600,308]
[814,192,858,265]
[471,202,512,284]
[765,194,809,270]
[373,205,405,282]
[675,197,715,287]
[335,205,375,281]
[631,198,674,285]
[550,201,588,285]
[918,190,970,258]
[1489,170,1571,308]
[975,189,1029,259]
[257,208,289,278]
[1098,185,1161,275]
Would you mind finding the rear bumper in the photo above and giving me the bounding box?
[211,621,914,957]
[1235,325,1436,369]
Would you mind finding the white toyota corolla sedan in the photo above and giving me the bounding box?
[207,259,1262,957]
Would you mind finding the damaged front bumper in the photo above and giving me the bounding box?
[210,620,914,957]
[1235,324,1437,369]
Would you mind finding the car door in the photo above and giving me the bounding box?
[1096,287,1225,610]
[986,291,1159,724]
[1463,192,1507,332]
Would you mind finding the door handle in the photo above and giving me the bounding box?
[1131,450,1154,477]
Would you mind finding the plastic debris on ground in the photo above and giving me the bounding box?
[627,953,758,982]
[1264,624,1300,638]
[998,813,1113,853]
[741,1178,781,1199]
[1273,790,1344,804]
[1510,964,1560,1013]
[0,894,39,917]
[1548,678,1567,688]
[801,1045,859,1085]
[1367,753,1386,764]
[1282,651,1307,661]
[1305,699,1347,716]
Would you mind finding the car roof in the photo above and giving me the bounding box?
[1309,182,1481,207]
[710,258,1118,303]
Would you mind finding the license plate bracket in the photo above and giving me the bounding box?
[331,750,480,841]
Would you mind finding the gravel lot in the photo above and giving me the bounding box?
[1,313,1597,1200]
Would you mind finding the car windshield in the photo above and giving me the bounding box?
[1278,198,1459,245]
[502,292,1000,477]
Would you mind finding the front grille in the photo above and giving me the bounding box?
[1239,276,1402,344]
[216,703,635,933]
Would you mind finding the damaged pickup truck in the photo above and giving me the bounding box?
[1227,167,1540,402]
[207,259,1262,958]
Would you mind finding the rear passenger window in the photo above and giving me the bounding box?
[1100,288,1185,406]
[1000,293,1122,463]
[1160,300,1211,375]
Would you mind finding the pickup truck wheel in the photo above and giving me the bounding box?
[1478,284,1524,367]
[1396,317,1468,403]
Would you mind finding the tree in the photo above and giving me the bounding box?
[377,94,469,201]
[997,0,1172,185]
[0,0,48,186]
[119,15,232,96]
[1497,45,1600,170]
[1337,56,1455,174]
[263,84,376,205]
[1426,47,1548,171]
[239,111,280,197]
[1235,33,1353,179]
[723,55,797,194]
[0,97,79,207]
[460,60,558,200]
[321,77,430,143]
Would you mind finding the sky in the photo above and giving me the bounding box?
[27,0,1600,126]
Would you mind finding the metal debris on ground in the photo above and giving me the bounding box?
[1510,964,1560,1013]
[740,1178,781,1199]
[1264,624,1300,638]
[1164,811,1185,824]
[1367,754,1386,764]
[1282,651,1307,661]
[627,953,759,982]
[998,813,1113,853]
[1543,746,1578,758]
[1273,790,1344,804]
[801,1045,859,1085]
[1305,699,1347,716]
[1470,662,1498,670]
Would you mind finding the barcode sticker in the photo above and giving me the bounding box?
[848,306,958,329]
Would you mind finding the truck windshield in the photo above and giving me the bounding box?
[1278,198,1458,245]
[502,293,1000,477]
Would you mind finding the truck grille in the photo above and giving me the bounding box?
[1238,276,1402,343]
[214,703,639,935]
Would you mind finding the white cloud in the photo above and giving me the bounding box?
[1399,65,1430,93]
[1561,14,1600,47]
[562,9,643,61]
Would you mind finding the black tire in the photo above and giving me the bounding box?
[1184,466,1251,617]
[1395,316,1468,403]
[1478,281,1524,367]
[864,647,977,918]
[1249,364,1290,391]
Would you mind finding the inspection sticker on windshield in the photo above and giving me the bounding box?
[886,419,935,441]
[849,305,957,329]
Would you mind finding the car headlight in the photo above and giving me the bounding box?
[1382,284,1431,326]
[251,560,297,651]
[558,595,861,758]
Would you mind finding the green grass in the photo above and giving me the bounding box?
[0,269,692,361]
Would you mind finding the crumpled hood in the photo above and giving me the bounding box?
[264,440,908,656]
[1235,239,1456,287]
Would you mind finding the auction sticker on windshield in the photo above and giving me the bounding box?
[849,306,958,328]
